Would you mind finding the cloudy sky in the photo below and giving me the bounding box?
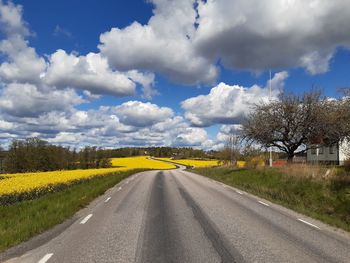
[0,0,350,150]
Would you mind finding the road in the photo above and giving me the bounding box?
[2,168,350,263]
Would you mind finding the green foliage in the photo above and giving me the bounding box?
[2,137,111,173]
[105,146,209,159]
[192,167,350,232]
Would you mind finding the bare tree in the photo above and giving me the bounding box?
[227,134,242,166]
[242,91,348,162]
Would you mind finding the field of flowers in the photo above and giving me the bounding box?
[0,156,175,205]
[110,157,176,170]
[155,158,220,168]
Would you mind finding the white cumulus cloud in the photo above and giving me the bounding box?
[0,0,28,36]
[182,71,288,127]
[114,101,174,127]
[194,0,350,74]
[0,83,84,117]
[173,127,209,147]
[0,1,157,100]
[98,0,218,85]
[99,0,350,80]
[44,50,136,97]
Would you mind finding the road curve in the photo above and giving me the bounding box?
[2,168,350,263]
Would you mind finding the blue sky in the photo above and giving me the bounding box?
[1,0,350,149]
[13,0,153,54]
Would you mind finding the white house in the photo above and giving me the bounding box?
[306,140,349,165]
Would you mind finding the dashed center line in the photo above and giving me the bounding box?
[298,218,320,229]
[104,197,111,203]
[235,190,243,195]
[117,186,122,191]
[38,253,53,263]
[80,214,93,224]
[258,201,270,207]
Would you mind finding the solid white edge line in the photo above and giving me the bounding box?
[298,218,320,229]
[104,197,111,203]
[258,201,270,207]
[38,253,53,263]
[80,214,93,224]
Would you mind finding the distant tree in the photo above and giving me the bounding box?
[242,91,349,162]
[0,146,5,173]
[217,134,242,166]
[4,140,27,173]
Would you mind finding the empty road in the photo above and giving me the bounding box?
[2,168,350,263]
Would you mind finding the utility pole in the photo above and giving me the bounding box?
[269,70,273,167]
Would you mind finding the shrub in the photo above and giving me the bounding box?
[344,159,350,172]
[246,156,265,168]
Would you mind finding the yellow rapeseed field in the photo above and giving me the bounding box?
[156,158,220,168]
[110,157,175,170]
[0,156,175,202]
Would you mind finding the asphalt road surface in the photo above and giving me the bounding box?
[2,168,350,263]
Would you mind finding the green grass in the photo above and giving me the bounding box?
[0,169,142,253]
[192,167,350,232]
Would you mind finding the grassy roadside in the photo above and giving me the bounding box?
[192,167,350,232]
[0,169,143,253]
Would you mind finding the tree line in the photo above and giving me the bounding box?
[1,138,111,173]
[105,147,209,159]
[0,138,212,174]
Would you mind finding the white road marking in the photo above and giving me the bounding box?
[80,214,93,224]
[298,218,320,229]
[258,201,270,207]
[38,253,53,263]
[104,197,111,203]
[235,190,243,195]
[118,186,122,191]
